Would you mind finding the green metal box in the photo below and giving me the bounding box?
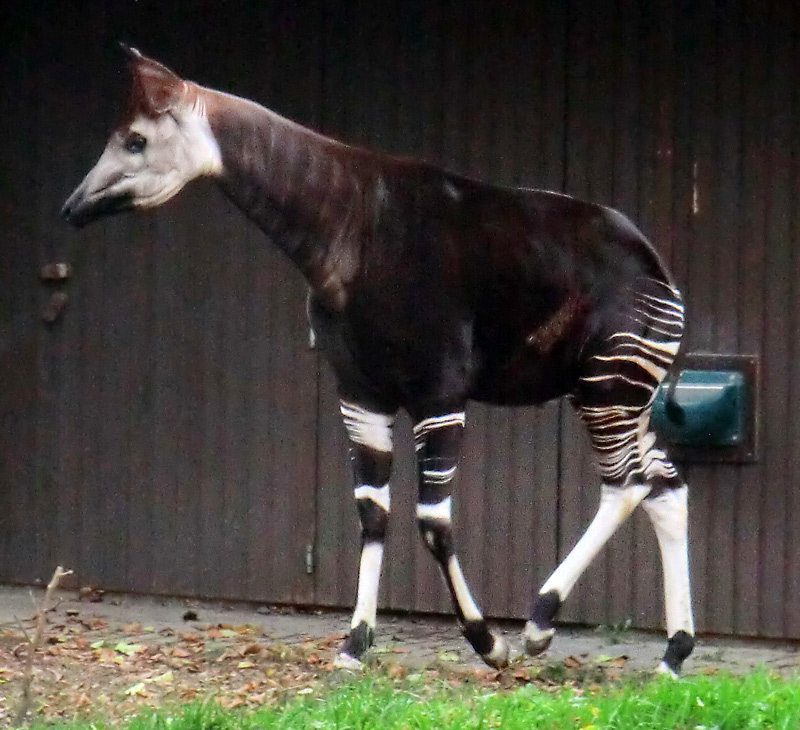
[651,369,746,446]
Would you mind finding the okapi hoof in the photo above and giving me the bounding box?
[335,621,372,671]
[482,635,511,669]
[659,630,695,677]
[655,661,678,679]
[523,621,555,656]
[332,652,365,672]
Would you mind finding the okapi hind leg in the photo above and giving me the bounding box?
[334,401,396,670]
[413,411,509,669]
[526,406,695,674]
[642,484,695,676]
[524,482,650,656]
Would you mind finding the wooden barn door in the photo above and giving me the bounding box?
[0,13,322,606]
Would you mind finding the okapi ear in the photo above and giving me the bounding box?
[119,43,183,115]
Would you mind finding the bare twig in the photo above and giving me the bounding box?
[12,566,73,727]
[12,618,32,645]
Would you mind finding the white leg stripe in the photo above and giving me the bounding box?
[447,555,483,622]
[416,496,452,522]
[540,484,650,599]
[354,484,391,512]
[413,412,466,433]
[422,466,457,484]
[340,401,394,453]
[351,542,384,629]
[642,486,694,636]
[413,412,465,436]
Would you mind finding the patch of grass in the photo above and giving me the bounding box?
[31,671,800,730]
[593,617,634,644]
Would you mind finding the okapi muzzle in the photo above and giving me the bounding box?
[60,163,136,228]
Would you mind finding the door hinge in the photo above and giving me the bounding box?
[304,544,315,575]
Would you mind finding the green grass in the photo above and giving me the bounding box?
[33,671,800,730]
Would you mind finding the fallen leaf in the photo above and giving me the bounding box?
[564,655,583,669]
[95,648,118,663]
[114,642,146,656]
[386,663,407,679]
[124,682,148,697]
[78,586,104,603]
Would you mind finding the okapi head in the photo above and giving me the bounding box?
[61,45,222,227]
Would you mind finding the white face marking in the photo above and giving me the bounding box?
[340,402,394,453]
[447,555,483,623]
[67,97,222,218]
[416,496,452,522]
[354,484,391,512]
[642,486,693,637]
[540,484,650,600]
[351,542,384,629]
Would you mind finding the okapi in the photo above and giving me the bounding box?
[62,47,695,675]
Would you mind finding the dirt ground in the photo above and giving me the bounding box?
[0,584,797,724]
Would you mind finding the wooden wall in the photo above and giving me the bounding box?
[1,0,799,639]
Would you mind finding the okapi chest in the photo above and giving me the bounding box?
[62,46,695,676]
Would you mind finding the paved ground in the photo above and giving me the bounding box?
[0,585,798,676]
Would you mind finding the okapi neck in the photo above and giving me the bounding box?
[202,87,365,309]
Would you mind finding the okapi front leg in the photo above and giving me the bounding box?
[335,401,395,670]
[413,412,509,669]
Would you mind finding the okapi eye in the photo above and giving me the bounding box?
[124,133,147,154]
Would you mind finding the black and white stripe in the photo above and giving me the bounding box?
[575,279,684,490]
[412,410,509,668]
[335,401,396,669]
